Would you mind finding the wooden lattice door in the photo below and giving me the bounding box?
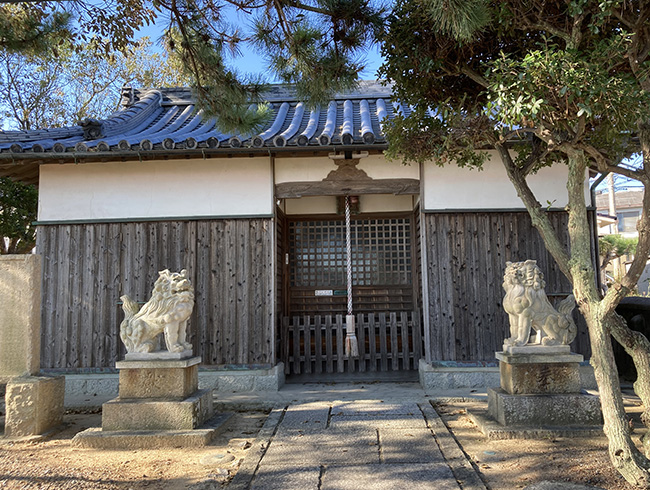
[287,216,413,315]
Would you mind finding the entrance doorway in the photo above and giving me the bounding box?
[278,211,424,375]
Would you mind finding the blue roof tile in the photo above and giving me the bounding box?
[0,80,395,156]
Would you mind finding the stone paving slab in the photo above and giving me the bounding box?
[278,408,330,431]
[321,463,460,490]
[331,401,421,416]
[231,398,484,490]
[272,427,378,445]
[329,413,428,430]
[379,428,446,464]
[261,429,380,466]
[249,465,321,490]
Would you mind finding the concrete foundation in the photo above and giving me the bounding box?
[418,359,501,392]
[199,363,286,392]
[4,375,65,438]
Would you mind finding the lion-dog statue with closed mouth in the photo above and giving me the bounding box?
[120,269,195,355]
[503,260,577,347]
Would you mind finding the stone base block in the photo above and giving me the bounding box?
[72,412,233,449]
[116,357,200,400]
[4,375,65,438]
[500,361,581,395]
[487,387,602,427]
[102,389,214,431]
[502,344,571,355]
[467,408,603,440]
[124,349,193,361]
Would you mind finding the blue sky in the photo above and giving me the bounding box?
[136,10,384,83]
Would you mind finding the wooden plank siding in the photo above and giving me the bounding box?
[36,218,275,369]
[422,212,595,361]
[423,211,594,361]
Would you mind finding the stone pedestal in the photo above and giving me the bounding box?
[116,357,200,400]
[4,375,65,438]
[469,349,603,439]
[73,357,230,448]
[0,255,42,382]
[497,350,583,395]
[1,255,66,440]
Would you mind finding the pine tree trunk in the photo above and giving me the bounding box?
[583,306,650,485]
[566,149,650,486]
[607,313,650,455]
[607,119,650,457]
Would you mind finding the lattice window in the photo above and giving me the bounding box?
[289,218,412,288]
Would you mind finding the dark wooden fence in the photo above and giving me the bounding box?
[37,218,275,369]
[282,311,423,374]
[422,211,595,361]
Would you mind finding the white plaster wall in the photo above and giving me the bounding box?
[423,152,587,210]
[283,194,415,215]
[275,154,419,183]
[360,194,414,213]
[357,154,419,180]
[38,158,273,221]
[284,196,338,215]
[275,157,334,184]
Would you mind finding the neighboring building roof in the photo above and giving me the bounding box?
[595,189,644,211]
[0,80,401,183]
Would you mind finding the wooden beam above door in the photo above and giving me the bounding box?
[275,179,420,199]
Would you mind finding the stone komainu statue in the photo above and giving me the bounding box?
[120,269,194,354]
[502,260,578,347]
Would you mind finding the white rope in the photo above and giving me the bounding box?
[346,195,352,316]
[345,195,358,358]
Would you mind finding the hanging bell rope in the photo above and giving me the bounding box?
[345,195,359,358]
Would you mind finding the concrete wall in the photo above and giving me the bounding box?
[38,157,273,221]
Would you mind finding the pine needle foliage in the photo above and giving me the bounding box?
[600,234,638,267]
[0,3,72,55]
[421,0,491,41]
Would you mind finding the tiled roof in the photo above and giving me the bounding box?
[595,189,644,211]
[0,80,400,155]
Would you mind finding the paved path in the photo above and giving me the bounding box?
[230,396,486,490]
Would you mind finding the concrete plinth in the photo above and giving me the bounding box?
[102,389,213,431]
[4,375,65,438]
[487,388,602,427]
[116,357,200,400]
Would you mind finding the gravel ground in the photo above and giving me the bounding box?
[0,395,647,490]
[434,399,642,490]
[0,409,268,490]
